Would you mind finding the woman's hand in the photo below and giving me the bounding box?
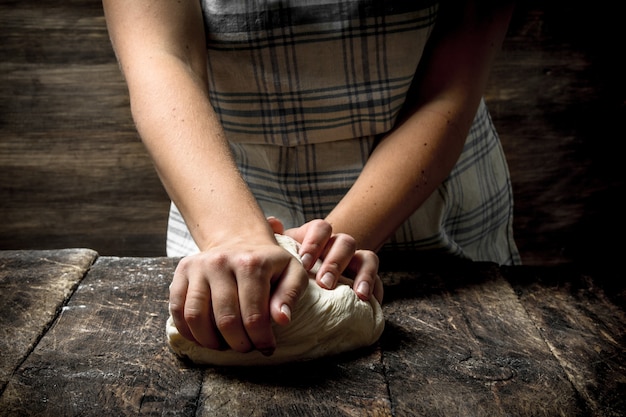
[168,237,308,355]
[104,0,312,355]
[268,217,384,303]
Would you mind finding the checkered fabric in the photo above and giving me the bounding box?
[166,0,520,265]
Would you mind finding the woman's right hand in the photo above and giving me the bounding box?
[168,237,309,356]
[104,0,310,356]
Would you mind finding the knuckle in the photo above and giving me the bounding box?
[183,307,203,324]
[206,251,229,269]
[242,312,267,330]
[168,300,184,316]
[176,251,230,274]
[235,252,265,274]
[174,255,194,274]
[335,233,357,252]
[312,219,332,235]
[306,241,323,254]
[281,281,305,305]
[183,293,209,324]
[215,313,239,332]
[324,261,342,276]
[358,249,379,267]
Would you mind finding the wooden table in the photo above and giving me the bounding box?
[1,250,624,416]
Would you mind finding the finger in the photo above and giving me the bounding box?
[183,269,222,349]
[236,257,275,356]
[315,233,356,290]
[169,263,195,343]
[348,250,382,302]
[289,219,332,270]
[269,259,308,327]
[266,216,285,234]
[210,271,253,353]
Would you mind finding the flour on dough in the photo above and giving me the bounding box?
[166,234,385,366]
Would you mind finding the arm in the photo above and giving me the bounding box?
[103,0,269,251]
[102,0,307,353]
[102,0,382,353]
[325,0,516,251]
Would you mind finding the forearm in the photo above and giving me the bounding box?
[103,0,274,251]
[326,0,515,251]
[326,100,467,251]
[127,61,273,250]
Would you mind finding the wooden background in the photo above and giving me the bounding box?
[1,1,624,269]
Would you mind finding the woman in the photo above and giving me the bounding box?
[102,0,519,356]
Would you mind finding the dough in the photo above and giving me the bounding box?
[166,234,385,366]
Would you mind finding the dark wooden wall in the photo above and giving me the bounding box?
[486,1,625,269]
[1,0,169,256]
[1,1,624,268]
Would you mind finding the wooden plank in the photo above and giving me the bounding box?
[0,0,170,256]
[0,256,202,416]
[198,348,391,417]
[380,262,588,416]
[1,0,625,270]
[504,266,626,417]
[0,249,97,394]
[2,254,623,416]
[485,2,626,267]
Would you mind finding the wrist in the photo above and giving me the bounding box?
[194,218,276,252]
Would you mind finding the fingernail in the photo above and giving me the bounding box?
[300,253,312,269]
[321,272,335,289]
[357,281,370,299]
[281,304,291,322]
[259,347,275,357]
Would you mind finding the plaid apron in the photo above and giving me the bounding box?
[167,0,520,265]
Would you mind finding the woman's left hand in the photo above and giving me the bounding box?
[267,217,384,303]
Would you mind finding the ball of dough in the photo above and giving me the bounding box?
[166,234,385,366]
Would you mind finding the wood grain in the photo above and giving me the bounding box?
[0,253,624,416]
[380,263,586,416]
[0,248,97,394]
[198,350,391,417]
[0,0,170,256]
[485,1,626,268]
[504,266,626,417]
[0,256,202,416]
[1,1,625,269]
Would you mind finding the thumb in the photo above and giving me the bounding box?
[266,216,285,234]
